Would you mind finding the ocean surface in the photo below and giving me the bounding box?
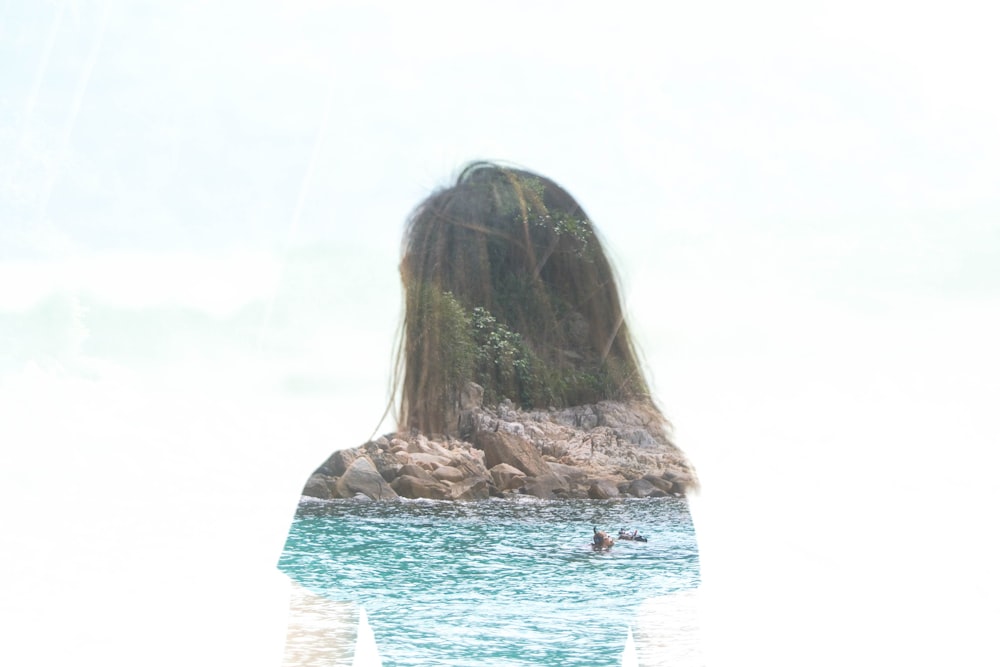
[280,496,701,666]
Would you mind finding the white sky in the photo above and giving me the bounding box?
[2,1,999,666]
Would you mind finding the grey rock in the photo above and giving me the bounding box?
[668,474,692,496]
[335,457,398,500]
[547,462,587,481]
[397,463,435,481]
[522,474,569,499]
[317,449,358,477]
[588,478,621,500]
[642,474,674,494]
[489,463,527,492]
[408,451,452,471]
[627,478,666,498]
[475,430,550,477]
[376,463,402,483]
[303,473,333,499]
[447,476,490,501]
[390,474,450,500]
[360,441,405,480]
[432,466,466,483]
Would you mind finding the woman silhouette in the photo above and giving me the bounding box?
[279,162,700,666]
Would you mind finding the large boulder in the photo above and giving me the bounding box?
[408,452,452,471]
[432,466,466,483]
[405,435,451,457]
[666,473,692,496]
[449,447,489,472]
[547,462,588,482]
[489,463,527,492]
[627,478,666,498]
[378,463,403,483]
[303,473,333,499]
[588,478,621,500]
[360,441,405,481]
[642,474,674,494]
[447,476,490,501]
[474,430,550,477]
[334,457,398,500]
[522,474,569,499]
[317,448,359,477]
[391,474,450,500]
[398,463,436,482]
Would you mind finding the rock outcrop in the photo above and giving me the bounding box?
[301,387,697,502]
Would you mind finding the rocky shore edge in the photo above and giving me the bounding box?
[301,386,696,502]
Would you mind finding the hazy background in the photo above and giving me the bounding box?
[2,1,998,665]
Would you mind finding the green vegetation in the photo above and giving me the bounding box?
[412,286,632,413]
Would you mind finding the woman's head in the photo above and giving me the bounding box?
[396,162,654,437]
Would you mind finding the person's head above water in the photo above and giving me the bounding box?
[395,161,656,438]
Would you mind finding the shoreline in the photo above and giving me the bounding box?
[300,393,697,503]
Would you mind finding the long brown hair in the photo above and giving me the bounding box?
[395,162,656,437]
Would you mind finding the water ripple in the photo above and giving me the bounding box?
[281,498,699,666]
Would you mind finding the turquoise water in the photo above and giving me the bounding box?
[280,497,699,666]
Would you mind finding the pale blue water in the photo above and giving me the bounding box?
[280,496,699,666]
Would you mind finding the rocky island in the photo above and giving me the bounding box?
[301,384,696,502]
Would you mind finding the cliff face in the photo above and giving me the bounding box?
[301,387,697,502]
